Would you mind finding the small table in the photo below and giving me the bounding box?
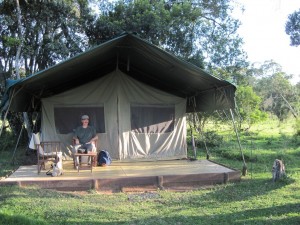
[74,152,97,172]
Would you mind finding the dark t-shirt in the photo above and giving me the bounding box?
[74,126,96,144]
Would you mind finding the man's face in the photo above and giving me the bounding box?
[81,118,89,125]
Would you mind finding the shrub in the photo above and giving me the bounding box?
[196,131,223,148]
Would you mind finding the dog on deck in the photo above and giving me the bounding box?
[51,153,63,177]
[272,159,286,182]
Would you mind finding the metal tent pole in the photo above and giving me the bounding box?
[229,108,247,176]
[187,114,197,160]
[198,122,210,160]
[11,124,24,164]
[190,97,210,160]
[191,134,197,159]
[193,112,210,160]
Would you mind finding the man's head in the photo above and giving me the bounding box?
[81,115,89,126]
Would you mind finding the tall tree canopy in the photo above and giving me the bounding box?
[285,8,300,47]
[0,0,247,80]
[252,61,298,120]
[0,0,92,77]
[85,0,247,72]
[0,0,248,85]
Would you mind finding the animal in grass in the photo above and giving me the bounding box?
[272,159,286,182]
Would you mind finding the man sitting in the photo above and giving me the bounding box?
[72,115,98,166]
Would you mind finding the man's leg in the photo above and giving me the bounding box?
[72,144,81,168]
[82,143,95,164]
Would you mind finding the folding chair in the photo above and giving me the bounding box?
[32,133,61,174]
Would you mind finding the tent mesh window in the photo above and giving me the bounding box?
[130,104,175,134]
[54,106,105,134]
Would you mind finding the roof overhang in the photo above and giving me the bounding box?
[5,33,236,113]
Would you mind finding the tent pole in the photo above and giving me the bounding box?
[192,112,210,160]
[11,124,24,164]
[229,108,247,176]
[187,114,197,160]
[191,134,197,159]
[23,112,32,140]
[190,97,210,160]
[198,124,210,160]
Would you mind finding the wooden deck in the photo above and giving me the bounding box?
[0,160,241,192]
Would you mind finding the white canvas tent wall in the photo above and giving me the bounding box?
[42,70,186,160]
[2,33,236,161]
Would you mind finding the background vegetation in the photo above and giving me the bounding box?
[1,0,299,139]
[0,1,299,224]
[0,117,299,225]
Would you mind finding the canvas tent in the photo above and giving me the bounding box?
[2,33,236,161]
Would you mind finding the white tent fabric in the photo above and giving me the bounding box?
[41,70,187,161]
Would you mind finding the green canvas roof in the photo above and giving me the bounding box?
[6,33,236,113]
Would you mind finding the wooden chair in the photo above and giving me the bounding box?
[36,141,61,174]
[32,133,61,174]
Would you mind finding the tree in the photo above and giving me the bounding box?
[285,9,300,47]
[86,0,247,72]
[0,0,93,77]
[236,85,267,129]
[252,61,298,120]
[14,0,22,79]
[0,0,94,138]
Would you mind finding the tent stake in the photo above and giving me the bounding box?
[229,108,247,176]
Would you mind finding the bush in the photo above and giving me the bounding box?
[196,131,223,148]
[0,130,15,151]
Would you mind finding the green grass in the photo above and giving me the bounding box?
[0,117,300,225]
[0,130,26,178]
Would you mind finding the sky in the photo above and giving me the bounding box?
[234,0,300,84]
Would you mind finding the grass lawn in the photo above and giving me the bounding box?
[0,118,299,225]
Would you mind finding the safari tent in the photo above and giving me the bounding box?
[2,33,236,161]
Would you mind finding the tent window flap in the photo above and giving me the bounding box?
[130,104,175,134]
[54,106,105,134]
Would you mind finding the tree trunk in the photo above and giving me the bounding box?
[15,0,33,142]
[15,0,23,79]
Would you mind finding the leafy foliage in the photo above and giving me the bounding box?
[0,0,92,76]
[251,61,299,120]
[198,130,223,148]
[285,8,300,47]
[236,85,268,129]
[86,0,247,70]
[1,118,300,225]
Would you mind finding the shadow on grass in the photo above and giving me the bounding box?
[1,203,299,225]
[207,177,296,203]
[0,183,299,225]
[0,213,47,225]
[163,203,300,225]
